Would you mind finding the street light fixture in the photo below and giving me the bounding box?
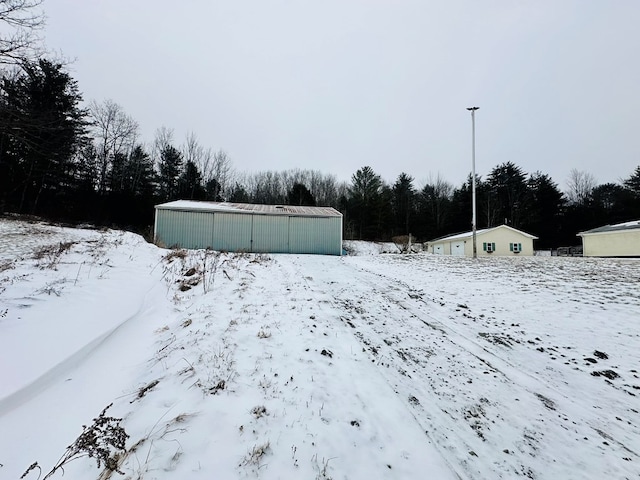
[466,106,479,259]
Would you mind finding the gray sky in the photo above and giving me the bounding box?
[43,1,640,189]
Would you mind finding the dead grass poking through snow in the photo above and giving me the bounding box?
[33,241,75,269]
[242,441,270,467]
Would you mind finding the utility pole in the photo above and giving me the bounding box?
[466,107,479,259]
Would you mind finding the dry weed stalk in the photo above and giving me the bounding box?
[33,241,75,269]
[21,403,129,479]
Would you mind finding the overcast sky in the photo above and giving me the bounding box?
[43,1,640,189]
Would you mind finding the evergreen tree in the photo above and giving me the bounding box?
[391,173,416,236]
[623,166,640,199]
[375,184,394,240]
[589,183,637,225]
[486,162,528,228]
[157,144,183,201]
[228,182,249,203]
[107,152,128,193]
[205,177,223,201]
[450,174,487,234]
[178,160,206,200]
[523,172,565,248]
[0,58,89,215]
[73,142,99,193]
[287,182,316,206]
[347,166,383,240]
[418,175,453,240]
[127,145,156,198]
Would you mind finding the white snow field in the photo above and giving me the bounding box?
[0,218,639,480]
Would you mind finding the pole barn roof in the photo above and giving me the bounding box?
[578,220,640,236]
[155,200,342,218]
[154,200,343,255]
[427,224,538,243]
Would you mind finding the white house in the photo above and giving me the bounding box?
[425,225,537,257]
[577,220,640,257]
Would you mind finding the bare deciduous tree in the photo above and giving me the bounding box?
[89,99,139,194]
[565,168,596,206]
[152,126,174,162]
[0,0,45,64]
[182,132,204,170]
[181,132,235,201]
[210,150,233,199]
[235,168,340,207]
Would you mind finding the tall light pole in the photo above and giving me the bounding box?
[466,106,479,259]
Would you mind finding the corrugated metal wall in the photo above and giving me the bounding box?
[252,215,290,253]
[155,209,342,255]
[155,210,214,249]
[290,217,341,255]
[212,213,252,251]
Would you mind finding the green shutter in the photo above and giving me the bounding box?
[483,242,487,251]
[510,243,514,252]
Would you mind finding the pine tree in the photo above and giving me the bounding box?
[157,144,183,201]
[347,166,385,240]
[391,173,416,236]
[623,166,640,198]
[0,58,89,215]
[524,172,566,248]
[287,183,316,206]
[178,160,205,200]
[486,162,528,228]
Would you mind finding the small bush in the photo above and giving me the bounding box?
[391,235,415,254]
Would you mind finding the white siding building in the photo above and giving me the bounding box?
[578,220,640,257]
[425,225,537,257]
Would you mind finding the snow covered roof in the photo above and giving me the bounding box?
[427,224,538,243]
[155,200,342,217]
[578,219,640,236]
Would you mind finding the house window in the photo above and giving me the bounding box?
[510,242,522,253]
[483,242,496,253]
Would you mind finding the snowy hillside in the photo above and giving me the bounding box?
[0,218,639,480]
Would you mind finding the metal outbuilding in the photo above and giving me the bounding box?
[577,220,640,257]
[154,200,343,255]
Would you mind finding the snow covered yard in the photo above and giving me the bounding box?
[0,218,638,480]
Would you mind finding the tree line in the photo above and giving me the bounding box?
[341,164,640,248]
[1,0,639,247]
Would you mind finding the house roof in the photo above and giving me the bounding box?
[155,200,342,218]
[578,219,640,236]
[427,224,538,243]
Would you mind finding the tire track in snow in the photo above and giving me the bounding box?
[303,257,639,480]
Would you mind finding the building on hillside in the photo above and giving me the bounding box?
[425,225,537,257]
[577,220,640,257]
[154,200,343,255]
